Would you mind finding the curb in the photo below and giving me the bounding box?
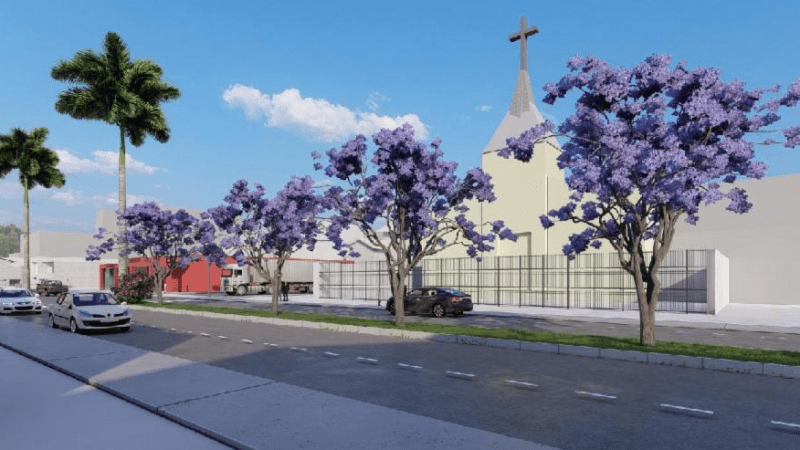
[0,339,259,450]
[130,305,800,380]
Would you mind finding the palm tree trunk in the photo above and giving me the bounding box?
[118,125,128,277]
[22,180,30,289]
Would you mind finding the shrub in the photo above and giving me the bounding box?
[111,270,154,304]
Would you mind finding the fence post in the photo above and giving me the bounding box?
[542,254,546,308]
[685,249,690,314]
[518,255,522,307]
[496,257,501,306]
[566,256,570,310]
[339,263,342,300]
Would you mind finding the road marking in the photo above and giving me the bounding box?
[242,339,253,344]
[713,332,726,336]
[186,331,192,334]
[170,328,176,331]
[290,347,308,352]
[397,363,423,370]
[357,356,379,365]
[660,404,714,416]
[504,380,538,390]
[200,333,210,337]
[769,420,800,433]
[574,390,617,400]
[446,371,476,380]
[218,336,228,340]
[323,352,340,358]
[264,343,278,347]
[779,337,787,340]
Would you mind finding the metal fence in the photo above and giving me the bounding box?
[318,249,709,313]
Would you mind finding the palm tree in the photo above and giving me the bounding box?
[51,31,180,276]
[0,128,66,289]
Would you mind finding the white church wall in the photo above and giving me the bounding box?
[671,174,800,306]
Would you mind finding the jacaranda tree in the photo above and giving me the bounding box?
[52,31,180,277]
[204,177,322,315]
[316,124,515,326]
[86,202,217,304]
[0,127,66,289]
[500,54,800,346]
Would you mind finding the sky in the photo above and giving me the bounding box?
[1,0,799,233]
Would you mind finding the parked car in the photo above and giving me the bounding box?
[48,290,131,333]
[0,288,42,314]
[385,287,473,318]
[36,279,68,296]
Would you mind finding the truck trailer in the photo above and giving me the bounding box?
[220,259,314,296]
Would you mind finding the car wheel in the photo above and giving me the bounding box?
[69,318,79,334]
[432,303,445,318]
[236,285,247,296]
[48,314,57,329]
[389,301,396,316]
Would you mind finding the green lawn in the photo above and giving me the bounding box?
[139,302,800,367]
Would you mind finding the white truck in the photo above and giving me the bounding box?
[220,259,314,296]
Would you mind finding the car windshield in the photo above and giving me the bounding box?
[0,290,33,298]
[73,293,118,306]
[440,288,467,296]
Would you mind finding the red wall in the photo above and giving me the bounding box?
[98,256,235,293]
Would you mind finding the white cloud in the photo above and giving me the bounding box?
[223,85,429,143]
[366,91,390,112]
[476,105,493,112]
[51,189,83,206]
[56,149,162,175]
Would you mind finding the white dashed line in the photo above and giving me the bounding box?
[357,357,379,365]
[170,328,176,331]
[445,371,476,380]
[242,339,253,344]
[712,332,726,336]
[769,420,800,432]
[660,404,714,416]
[504,380,539,390]
[323,352,340,358]
[264,343,278,347]
[574,390,617,400]
[200,333,210,337]
[397,363,423,370]
[290,347,308,352]
[779,337,787,340]
[218,336,228,340]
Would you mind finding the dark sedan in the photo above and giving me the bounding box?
[386,287,473,318]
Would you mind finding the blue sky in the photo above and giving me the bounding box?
[1,0,798,233]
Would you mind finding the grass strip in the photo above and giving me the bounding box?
[139,302,800,367]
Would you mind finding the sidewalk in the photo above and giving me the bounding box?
[164,292,800,335]
[0,315,558,450]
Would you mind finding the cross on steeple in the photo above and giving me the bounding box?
[508,15,539,72]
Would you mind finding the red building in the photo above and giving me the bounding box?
[98,256,234,293]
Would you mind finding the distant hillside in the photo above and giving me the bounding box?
[0,224,21,257]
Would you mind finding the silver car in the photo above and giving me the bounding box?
[0,288,43,314]
[49,290,131,333]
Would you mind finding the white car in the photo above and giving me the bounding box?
[0,288,43,314]
[49,290,131,333]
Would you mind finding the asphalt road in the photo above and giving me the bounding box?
[14,301,800,450]
[167,293,800,352]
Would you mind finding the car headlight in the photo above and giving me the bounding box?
[2,302,12,306]
[121,308,130,316]
[34,300,42,305]
[79,310,92,318]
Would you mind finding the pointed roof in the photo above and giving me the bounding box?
[482,15,550,155]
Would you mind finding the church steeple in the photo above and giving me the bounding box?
[507,15,539,117]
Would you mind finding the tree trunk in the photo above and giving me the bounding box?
[22,182,30,289]
[637,295,656,346]
[118,125,128,277]
[392,271,406,326]
[271,267,282,316]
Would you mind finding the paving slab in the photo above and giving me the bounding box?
[160,381,559,450]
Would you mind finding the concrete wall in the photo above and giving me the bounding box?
[23,231,96,258]
[672,174,800,305]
